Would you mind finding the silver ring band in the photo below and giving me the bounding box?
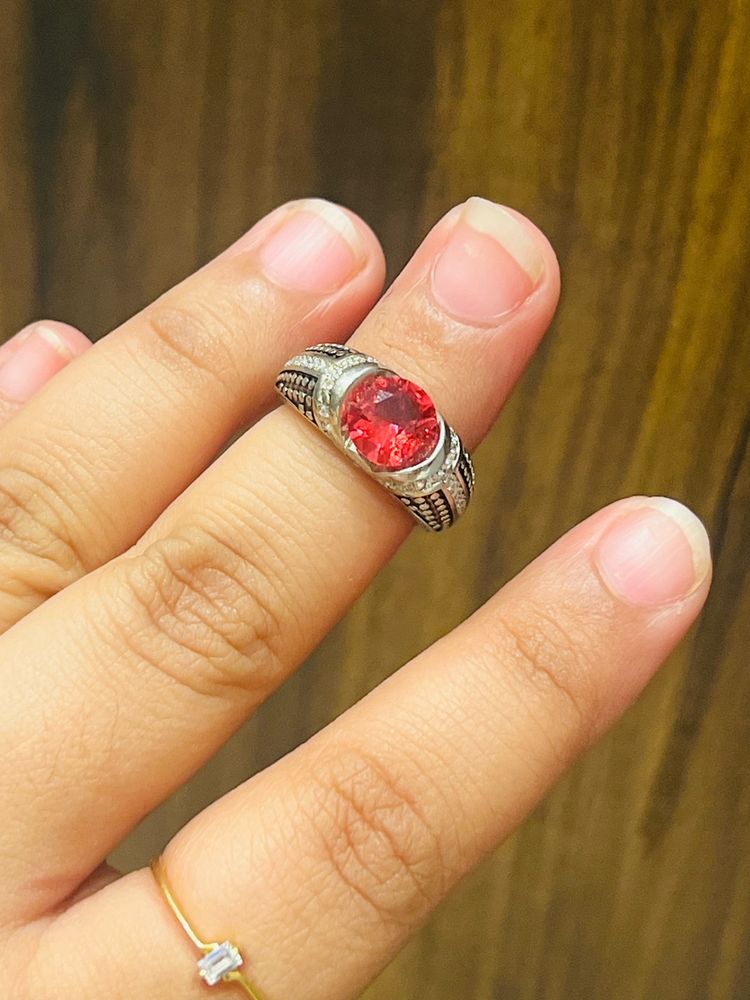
[275,344,474,532]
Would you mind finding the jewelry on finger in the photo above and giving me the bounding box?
[150,857,267,999]
[275,343,475,531]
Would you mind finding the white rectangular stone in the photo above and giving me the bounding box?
[198,941,243,986]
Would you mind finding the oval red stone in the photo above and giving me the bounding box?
[340,372,440,471]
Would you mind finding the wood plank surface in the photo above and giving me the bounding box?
[1,2,749,997]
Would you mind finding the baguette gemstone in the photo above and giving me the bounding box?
[198,942,243,985]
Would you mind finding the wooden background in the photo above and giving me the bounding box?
[2,1,750,997]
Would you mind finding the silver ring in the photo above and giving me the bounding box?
[275,343,474,532]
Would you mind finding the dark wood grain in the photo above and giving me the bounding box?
[2,1,750,997]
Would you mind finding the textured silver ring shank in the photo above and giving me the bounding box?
[275,344,474,531]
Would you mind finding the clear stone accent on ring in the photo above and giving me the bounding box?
[340,372,439,471]
[198,942,244,985]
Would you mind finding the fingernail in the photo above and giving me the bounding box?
[0,327,32,364]
[430,196,545,324]
[594,498,711,607]
[0,324,76,401]
[259,199,364,294]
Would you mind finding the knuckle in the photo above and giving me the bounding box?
[493,599,601,747]
[139,299,243,392]
[0,463,88,601]
[101,522,289,701]
[304,746,448,927]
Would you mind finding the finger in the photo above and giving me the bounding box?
[0,199,560,918]
[0,321,90,426]
[34,498,710,1000]
[0,200,384,630]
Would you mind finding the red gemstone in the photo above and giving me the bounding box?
[340,372,440,471]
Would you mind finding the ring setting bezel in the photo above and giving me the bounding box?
[276,344,474,531]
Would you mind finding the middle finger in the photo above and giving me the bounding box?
[0,199,559,921]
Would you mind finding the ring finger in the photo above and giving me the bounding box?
[0,200,384,631]
[0,198,559,920]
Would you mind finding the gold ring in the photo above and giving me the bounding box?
[150,857,267,998]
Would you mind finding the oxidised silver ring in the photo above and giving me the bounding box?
[275,343,474,532]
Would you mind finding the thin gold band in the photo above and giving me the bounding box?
[150,857,267,999]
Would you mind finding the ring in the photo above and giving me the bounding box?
[275,343,474,531]
[150,858,267,998]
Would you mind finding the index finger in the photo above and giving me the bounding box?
[26,497,711,1000]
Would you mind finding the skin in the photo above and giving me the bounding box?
[0,198,711,999]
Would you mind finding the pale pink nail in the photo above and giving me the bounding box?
[259,199,364,293]
[0,324,87,401]
[431,196,545,324]
[594,498,711,607]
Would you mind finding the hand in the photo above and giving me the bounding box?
[0,198,710,999]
